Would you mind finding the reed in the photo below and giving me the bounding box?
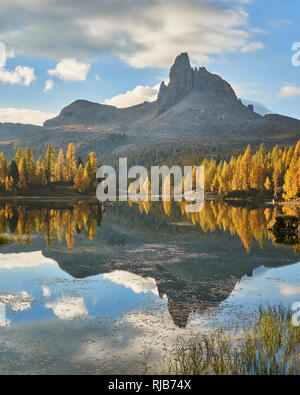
[162,305,300,375]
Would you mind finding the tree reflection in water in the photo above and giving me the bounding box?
[0,200,298,252]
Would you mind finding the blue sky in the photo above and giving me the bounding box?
[0,0,299,125]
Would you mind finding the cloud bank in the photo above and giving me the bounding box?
[104,84,160,107]
[0,0,264,68]
[0,108,57,125]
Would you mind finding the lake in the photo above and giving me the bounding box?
[0,200,299,374]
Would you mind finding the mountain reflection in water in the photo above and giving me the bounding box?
[0,200,298,328]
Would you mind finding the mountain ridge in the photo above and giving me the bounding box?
[43,52,300,147]
[0,52,299,158]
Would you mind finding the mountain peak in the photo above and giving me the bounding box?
[41,51,300,150]
[172,52,191,71]
[169,52,193,88]
[157,52,193,108]
[157,52,237,109]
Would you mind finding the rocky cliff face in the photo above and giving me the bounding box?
[158,52,194,108]
[157,52,238,110]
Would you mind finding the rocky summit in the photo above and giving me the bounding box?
[1,52,300,158]
[157,52,238,109]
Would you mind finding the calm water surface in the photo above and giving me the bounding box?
[0,200,298,374]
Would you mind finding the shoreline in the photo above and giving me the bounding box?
[0,195,97,200]
[0,192,298,210]
[0,195,294,204]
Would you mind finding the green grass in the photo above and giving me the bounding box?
[162,306,300,375]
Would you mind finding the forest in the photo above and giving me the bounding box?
[0,143,98,194]
[0,141,299,201]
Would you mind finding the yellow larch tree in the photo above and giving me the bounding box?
[65,143,76,182]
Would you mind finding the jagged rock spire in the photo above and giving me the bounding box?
[157,52,237,110]
[158,52,193,108]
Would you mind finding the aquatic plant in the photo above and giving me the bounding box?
[162,305,300,375]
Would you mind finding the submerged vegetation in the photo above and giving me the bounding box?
[163,306,300,375]
[269,215,300,249]
[0,234,12,246]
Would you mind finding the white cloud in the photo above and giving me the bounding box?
[0,107,57,125]
[103,270,159,296]
[0,303,7,327]
[104,84,160,108]
[0,65,36,86]
[45,297,88,320]
[0,0,265,69]
[0,42,15,68]
[0,41,35,86]
[44,78,54,92]
[279,285,300,296]
[48,58,90,82]
[0,42,6,67]
[89,2,254,68]
[241,41,264,53]
[0,251,56,268]
[42,285,52,298]
[278,85,300,99]
[105,79,266,111]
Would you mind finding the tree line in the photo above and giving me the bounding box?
[0,141,299,200]
[202,141,300,201]
[115,140,300,202]
[0,143,98,193]
[0,202,103,248]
